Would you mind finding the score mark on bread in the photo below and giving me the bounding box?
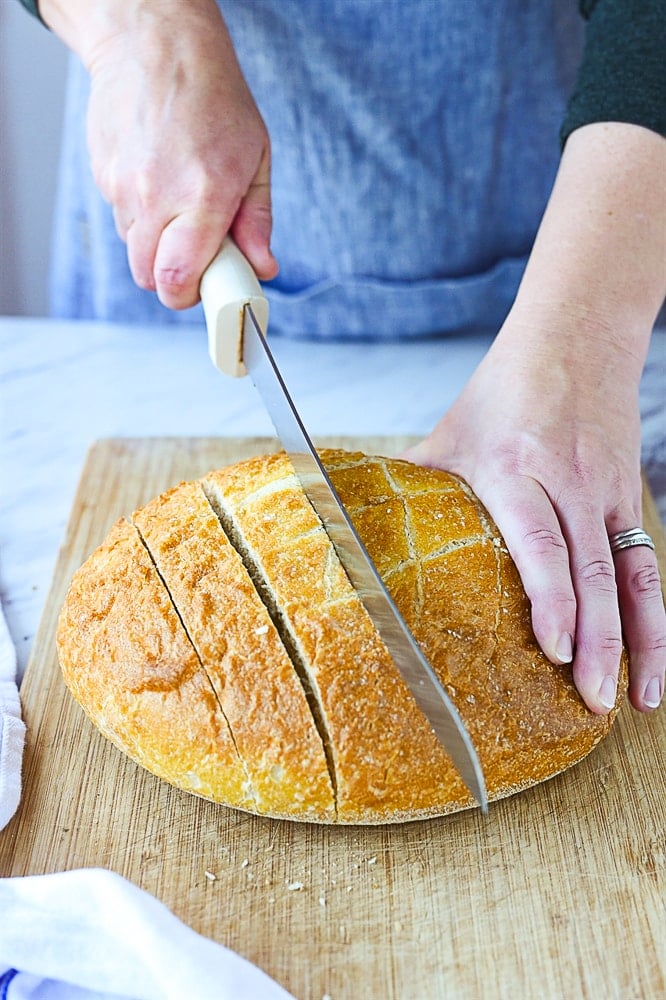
[56,450,625,824]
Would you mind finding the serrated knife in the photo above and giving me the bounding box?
[200,237,487,811]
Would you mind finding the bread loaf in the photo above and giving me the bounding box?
[57,449,625,823]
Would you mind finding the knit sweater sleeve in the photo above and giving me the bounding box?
[561,0,666,145]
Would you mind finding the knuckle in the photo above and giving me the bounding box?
[577,558,617,594]
[184,162,234,212]
[551,593,577,616]
[492,440,533,477]
[96,164,119,204]
[649,633,666,656]
[522,527,568,556]
[598,633,624,658]
[633,627,666,659]
[627,563,663,599]
[135,169,160,212]
[156,264,196,292]
[182,168,214,206]
[248,200,273,228]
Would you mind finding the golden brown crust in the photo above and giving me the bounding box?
[56,518,253,807]
[57,450,625,824]
[204,463,468,822]
[132,480,334,821]
[324,451,625,808]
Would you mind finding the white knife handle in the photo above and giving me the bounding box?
[200,236,269,377]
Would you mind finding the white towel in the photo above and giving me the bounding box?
[0,602,25,831]
[0,611,293,998]
[0,610,293,999]
[0,868,295,999]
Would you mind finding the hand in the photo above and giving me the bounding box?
[402,314,665,715]
[44,0,277,307]
[405,122,666,716]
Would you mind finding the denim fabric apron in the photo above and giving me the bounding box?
[50,0,584,339]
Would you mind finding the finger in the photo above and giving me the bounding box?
[613,545,665,711]
[112,205,134,243]
[230,149,278,280]
[125,219,159,291]
[152,209,233,309]
[560,505,623,715]
[399,440,430,465]
[475,476,577,668]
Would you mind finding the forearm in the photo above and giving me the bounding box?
[507,122,666,377]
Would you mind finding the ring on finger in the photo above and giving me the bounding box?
[609,527,655,554]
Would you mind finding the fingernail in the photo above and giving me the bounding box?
[599,675,617,710]
[643,677,663,709]
[555,632,573,664]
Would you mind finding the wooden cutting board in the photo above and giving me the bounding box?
[2,437,665,1000]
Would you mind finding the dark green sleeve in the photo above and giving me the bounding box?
[15,0,45,23]
[561,0,666,145]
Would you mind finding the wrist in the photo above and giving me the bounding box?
[497,302,649,394]
[39,0,224,70]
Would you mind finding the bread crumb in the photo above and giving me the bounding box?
[367,856,377,865]
[204,870,217,882]
[287,881,304,891]
[241,859,249,868]
[319,895,326,907]
[254,624,269,635]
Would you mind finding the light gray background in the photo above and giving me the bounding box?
[0,1,67,316]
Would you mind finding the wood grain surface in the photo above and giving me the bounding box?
[2,437,665,1000]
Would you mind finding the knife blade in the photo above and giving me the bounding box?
[201,237,487,811]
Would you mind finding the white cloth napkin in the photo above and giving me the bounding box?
[0,868,295,999]
[0,602,25,831]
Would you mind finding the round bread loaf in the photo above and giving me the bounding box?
[57,449,625,823]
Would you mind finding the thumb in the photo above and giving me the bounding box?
[231,148,278,281]
[399,439,436,466]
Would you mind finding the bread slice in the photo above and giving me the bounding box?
[57,450,625,823]
[56,518,254,808]
[132,479,334,821]
[203,455,470,822]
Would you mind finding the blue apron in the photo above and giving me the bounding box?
[50,0,584,339]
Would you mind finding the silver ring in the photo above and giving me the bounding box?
[609,527,655,554]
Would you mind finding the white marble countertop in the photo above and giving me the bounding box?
[2,316,664,682]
